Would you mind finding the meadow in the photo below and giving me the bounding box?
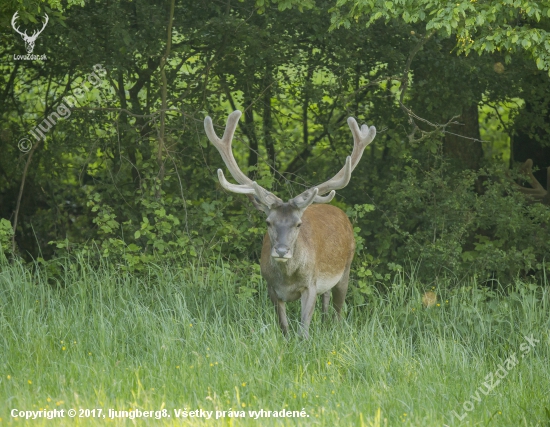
[0,255,549,426]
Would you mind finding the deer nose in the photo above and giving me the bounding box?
[274,244,290,257]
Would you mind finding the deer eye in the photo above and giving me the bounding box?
[266,220,272,226]
[296,223,302,228]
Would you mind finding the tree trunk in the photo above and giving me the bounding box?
[263,64,275,170]
[243,95,259,169]
[117,71,141,189]
[443,104,483,170]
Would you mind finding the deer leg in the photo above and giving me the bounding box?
[268,287,289,336]
[322,291,330,322]
[299,287,317,339]
[332,265,351,320]
[275,300,289,337]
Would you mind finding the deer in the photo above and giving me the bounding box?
[11,12,49,54]
[204,111,376,338]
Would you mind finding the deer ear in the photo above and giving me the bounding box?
[289,188,319,209]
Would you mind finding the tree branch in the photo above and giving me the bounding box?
[398,31,488,145]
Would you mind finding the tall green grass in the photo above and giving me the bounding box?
[0,255,549,426]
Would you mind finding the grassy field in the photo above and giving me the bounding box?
[0,256,549,426]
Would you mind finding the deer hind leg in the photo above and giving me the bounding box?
[332,264,351,320]
[299,287,317,340]
[322,291,331,322]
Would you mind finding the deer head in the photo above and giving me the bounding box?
[12,12,49,54]
[204,110,376,261]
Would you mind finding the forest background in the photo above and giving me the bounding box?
[1,0,550,298]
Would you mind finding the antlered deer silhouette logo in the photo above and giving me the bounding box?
[11,11,49,54]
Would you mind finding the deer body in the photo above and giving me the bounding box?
[260,204,355,336]
[261,204,355,299]
[204,110,376,338]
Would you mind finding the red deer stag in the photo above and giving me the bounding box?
[204,111,376,338]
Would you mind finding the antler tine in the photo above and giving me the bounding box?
[290,117,376,208]
[347,117,377,171]
[314,190,336,204]
[204,110,253,186]
[217,169,256,195]
[32,13,49,37]
[11,12,27,37]
[205,111,283,209]
[312,118,375,196]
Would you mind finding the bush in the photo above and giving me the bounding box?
[39,151,550,289]
[350,156,550,285]
[0,218,13,259]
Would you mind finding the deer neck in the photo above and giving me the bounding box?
[269,233,310,277]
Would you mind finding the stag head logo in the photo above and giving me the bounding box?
[11,11,49,54]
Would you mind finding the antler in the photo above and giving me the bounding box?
[11,12,27,38]
[515,159,550,205]
[11,12,48,39]
[204,111,282,209]
[289,117,376,208]
[31,13,49,40]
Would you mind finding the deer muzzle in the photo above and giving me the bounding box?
[272,244,292,262]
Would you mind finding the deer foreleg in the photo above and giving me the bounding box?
[300,287,317,339]
[268,287,289,336]
[275,300,289,337]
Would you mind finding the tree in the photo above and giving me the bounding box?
[1,0,549,282]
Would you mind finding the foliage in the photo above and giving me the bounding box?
[0,218,13,259]
[350,155,550,284]
[1,257,549,425]
[1,0,550,285]
[331,0,550,74]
